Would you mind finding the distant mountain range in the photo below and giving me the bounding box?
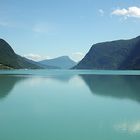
[0,39,76,69]
[1,35,140,70]
[0,39,58,69]
[39,56,77,69]
[74,36,140,70]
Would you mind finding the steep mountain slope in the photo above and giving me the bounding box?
[74,36,140,70]
[39,56,77,69]
[0,39,42,69]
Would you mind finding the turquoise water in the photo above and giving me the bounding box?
[0,70,140,140]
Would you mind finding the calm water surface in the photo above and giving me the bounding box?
[0,70,140,140]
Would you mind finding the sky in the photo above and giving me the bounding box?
[0,0,140,62]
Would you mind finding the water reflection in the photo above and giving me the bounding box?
[0,74,74,100]
[45,75,74,83]
[1,73,140,103]
[80,74,140,102]
[0,75,27,99]
[114,121,140,134]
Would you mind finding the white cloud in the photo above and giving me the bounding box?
[0,21,9,27]
[72,52,85,62]
[99,9,104,16]
[114,121,140,134]
[23,53,49,61]
[32,23,48,33]
[0,20,15,28]
[112,6,140,18]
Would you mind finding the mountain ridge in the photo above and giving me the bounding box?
[74,36,140,70]
[39,56,77,69]
[0,39,43,69]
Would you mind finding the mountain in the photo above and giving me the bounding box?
[74,36,140,70]
[0,39,43,69]
[24,57,58,69]
[0,64,13,69]
[39,56,77,69]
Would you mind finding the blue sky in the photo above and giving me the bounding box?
[0,0,140,61]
